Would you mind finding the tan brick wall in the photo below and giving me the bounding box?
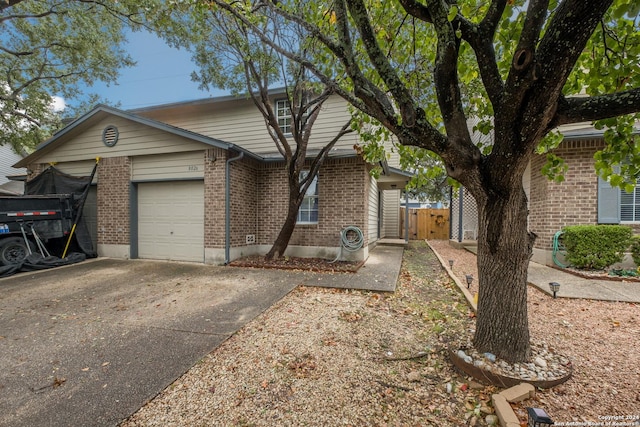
[229,156,258,246]
[257,157,369,248]
[530,139,604,250]
[97,156,130,245]
[204,148,227,248]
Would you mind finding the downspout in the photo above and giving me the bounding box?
[225,151,244,265]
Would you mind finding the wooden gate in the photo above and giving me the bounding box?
[400,208,450,240]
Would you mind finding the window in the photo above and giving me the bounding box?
[598,175,640,223]
[275,99,292,134]
[620,180,640,222]
[297,171,318,224]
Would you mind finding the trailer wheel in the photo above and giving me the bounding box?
[0,237,33,266]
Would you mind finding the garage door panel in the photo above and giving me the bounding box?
[138,181,204,262]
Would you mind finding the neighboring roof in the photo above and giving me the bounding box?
[377,164,413,191]
[557,121,640,141]
[14,95,414,181]
[0,180,24,196]
[14,104,262,168]
[129,87,289,115]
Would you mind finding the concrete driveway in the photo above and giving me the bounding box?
[0,259,302,427]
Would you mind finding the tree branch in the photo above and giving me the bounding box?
[500,0,549,117]
[397,0,432,23]
[211,0,367,113]
[536,0,614,101]
[479,0,507,36]
[0,0,25,12]
[346,0,418,127]
[302,119,353,196]
[332,1,398,124]
[463,22,504,108]
[553,89,640,127]
[427,2,470,144]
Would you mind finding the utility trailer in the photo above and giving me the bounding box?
[0,194,76,266]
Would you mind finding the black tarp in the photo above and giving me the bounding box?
[25,166,96,258]
[0,167,96,277]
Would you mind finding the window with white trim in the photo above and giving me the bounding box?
[275,99,292,134]
[297,171,318,224]
[620,180,640,222]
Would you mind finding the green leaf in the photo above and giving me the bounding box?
[447,5,459,22]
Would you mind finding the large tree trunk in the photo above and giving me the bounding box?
[472,184,536,363]
[265,190,303,260]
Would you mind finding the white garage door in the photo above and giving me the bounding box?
[138,181,204,262]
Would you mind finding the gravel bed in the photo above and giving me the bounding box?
[122,241,640,426]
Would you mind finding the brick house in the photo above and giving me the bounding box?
[14,91,410,264]
[450,122,640,266]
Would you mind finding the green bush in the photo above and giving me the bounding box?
[562,225,633,270]
[631,236,640,267]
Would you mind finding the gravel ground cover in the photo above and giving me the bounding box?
[122,241,639,427]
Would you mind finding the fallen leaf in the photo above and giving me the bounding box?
[81,367,90,372]
[102,362,110,367]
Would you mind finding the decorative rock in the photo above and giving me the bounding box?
[445,382,452,393]
[485,414,498,426]
[534,356,548,368]
[480,404,494,414]
[450,340,572,386]
[484,352,496,362]
[407,371,421,382]
[469,381,484,390]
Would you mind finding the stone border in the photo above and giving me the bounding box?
[492,383,536,427]
[426,240,477,311]
[448,349,573,389]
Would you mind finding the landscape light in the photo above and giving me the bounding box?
[527,407,554,427]
[548,282,560,299]
[448,259,454,268]
[465,274,473,289]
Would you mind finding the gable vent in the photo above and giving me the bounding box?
[102,125,119,147]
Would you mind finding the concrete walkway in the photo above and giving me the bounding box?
[302,244,404,292]
[434,242,640,308]
[527,261,640,303]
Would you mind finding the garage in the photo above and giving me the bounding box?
[137,181,204,262]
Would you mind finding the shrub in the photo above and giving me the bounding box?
[562,225,633,270]
[631,236,640,267]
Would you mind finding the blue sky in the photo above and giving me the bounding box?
[73,31,227,111]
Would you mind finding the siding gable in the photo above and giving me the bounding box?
[0,145,25,183]
[137,94,361,155]
[34,115,212,165]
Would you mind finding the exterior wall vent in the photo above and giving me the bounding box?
[102,125,119,147]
